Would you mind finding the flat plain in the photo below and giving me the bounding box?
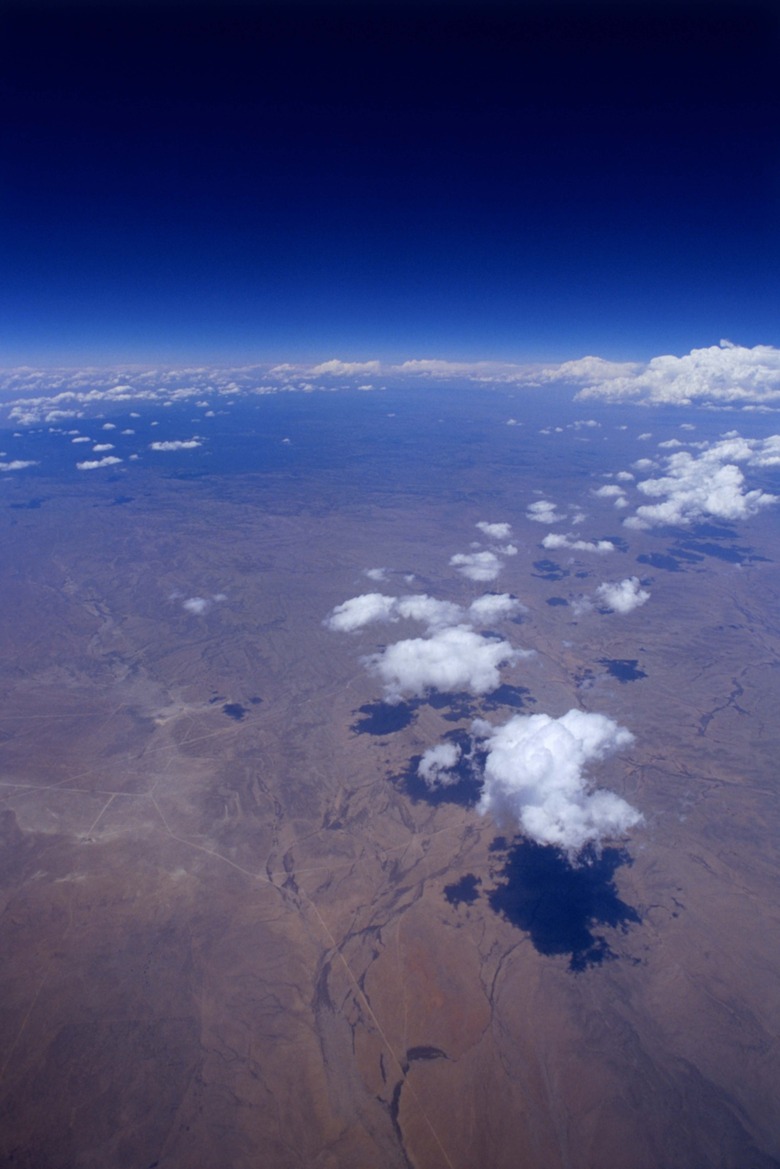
[1,387,779,1168]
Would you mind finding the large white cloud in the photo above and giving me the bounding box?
[474,710,640,854]
[365,626,520,703]
[624,437,778,529]
[594,577,650,614]
[576,341,780,406]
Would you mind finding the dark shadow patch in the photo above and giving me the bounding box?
[671,547,705,563]
[250,695,263,705]
[222,702,247,720]
[637,552,684,572]
[426,690,478,721]
[108,494,134,506]
[678,538,770,565]
[444,873,481,906]
[598,658,647,683]
[689,522,740,540]
[395,729,484,808]
[404,1046,447,1071]
[546,596,569,607]
[481,684,535,711]
[9,497,47,510]
[574,570,590,579]
[532,559,569,582]
[487,838,640,971]
[352,700,417,735]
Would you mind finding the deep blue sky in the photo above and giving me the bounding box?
[2,0,778,365]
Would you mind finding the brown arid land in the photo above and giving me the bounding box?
[1,426,779,1169]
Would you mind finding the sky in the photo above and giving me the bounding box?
[2,0,779,366]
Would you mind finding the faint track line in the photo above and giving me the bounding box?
[0,974,48,1083]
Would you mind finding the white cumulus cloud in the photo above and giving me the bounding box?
[526,499,566,524]
[468,593,524,623]
[474,709,640,854]
[418,742,462,788]
[542,533,615,554]
[576,340,780,407]
[0,459,38,471]
[149,439,202,451]
[325,593,399,632]
[594,577,650,614]
[365,626,520,703]
[624,437,778,529]
[76,456,123,470]
[449,550,502,581]
[476,520,512,539]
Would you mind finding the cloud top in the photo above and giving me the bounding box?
[624,436,778,529]
[595,577,650,614]
[365,626,520,703]
[576,341,780,406]
[475,710,640,853]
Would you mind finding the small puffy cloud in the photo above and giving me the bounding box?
[593,484,625,499]
[476,521,512,539]
[76,456,123,470]
[594,577,650,614]
[182,596,209,615]
[418,742,462,788]
[576,341,780,407]
[468,593,524,623]
[102,422,116,430]
[325,592,398,632]
[366,626,520,702]
[149,439,202,451]
[475,709,640,854]
[92,443,114,452]
[449,550,502,581]
[625,438,778,529]
[71,436,91,443]
[364,567,388,582]
[0,459,38,471]
[615,471,635,482]
[526,499,565,524]
[542,533,615,554]
[178,593,226,615]
[592,484,628,510]
[325,592,462,633]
